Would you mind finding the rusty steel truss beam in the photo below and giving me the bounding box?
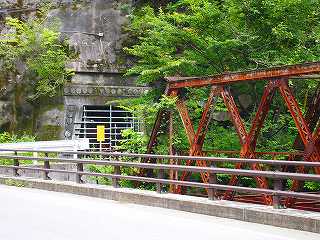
[145,61,320,209]
[146,87,174,155]
[176,97,196,145]
[146,109,167,155]
[315,124,320,146]
[166,62,320,89]
[245,81,279,150]
[220,87,247,145]
[175,87,220,193]
[221,84,275,205]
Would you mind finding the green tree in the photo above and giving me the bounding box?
[121,0,320,155]
[0,132,35,165]
[0,9,73,99]
[122,0,320,151]
[121,0,320,192]
[126,0,320,84]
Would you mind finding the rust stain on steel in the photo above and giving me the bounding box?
[176,97,196,145]
[146,62,320,208]
[220,87,247,144]
[168,111,178,193]
[146,88,177,156]
[203,150,305,157]
[220,85,279,204]
[278,80,314,147]
[166,62,320,89]
[192,86,221,149]
[237,81,279,205]
[176,86,220,193]
[278,79,320,208]
[314,124,320,146]
[220,86,247,200]
[146,109,167,155]
[245,80,279,149]
[278,79,320,170]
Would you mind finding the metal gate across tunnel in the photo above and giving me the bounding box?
[73,105,141,151]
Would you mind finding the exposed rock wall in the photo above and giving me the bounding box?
[0,0,148,140]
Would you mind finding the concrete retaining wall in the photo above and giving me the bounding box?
[0,175,319,234]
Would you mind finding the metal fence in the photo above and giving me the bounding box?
[0,149,319,210]
[74,105,141,151]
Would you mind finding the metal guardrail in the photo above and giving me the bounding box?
[0,149,319,209]
[0,139,90,154]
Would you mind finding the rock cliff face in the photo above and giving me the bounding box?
[0,0,148,139]
[52,0,131,73]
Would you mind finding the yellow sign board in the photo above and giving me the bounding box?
[97,125,105,142]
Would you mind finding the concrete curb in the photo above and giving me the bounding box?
[0,175,319,233]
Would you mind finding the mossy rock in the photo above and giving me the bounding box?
[38,125,63,141]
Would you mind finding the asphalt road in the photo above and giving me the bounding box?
[0,185,319,240]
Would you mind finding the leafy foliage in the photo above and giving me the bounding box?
[0,132,35,143]
[0,132,35,165]
[117,129,148,153]
[0,8,73,99]
[304,181,320,191]
[125,0,320,84]
[122,0,320,154]
[117,0,320,193]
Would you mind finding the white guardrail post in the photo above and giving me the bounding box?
[0,139,89,180]
[0,139,90,154]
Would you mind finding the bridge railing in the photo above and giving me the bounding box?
[0,149,319,209]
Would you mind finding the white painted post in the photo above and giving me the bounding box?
[33,147,38,165]
[100,141,102,159]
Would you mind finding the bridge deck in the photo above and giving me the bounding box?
[0,185,319,240]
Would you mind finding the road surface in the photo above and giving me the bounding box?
[0,185,319,240]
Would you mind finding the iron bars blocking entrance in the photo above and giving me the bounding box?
[74,105,141,151]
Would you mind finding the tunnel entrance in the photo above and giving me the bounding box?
[74,105,140,151]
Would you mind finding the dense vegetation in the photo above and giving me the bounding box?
[127,0,320,83]
[0,132,35,165]
[116,0,320,191]
[122,0,320,154]
[0,7,73,99]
